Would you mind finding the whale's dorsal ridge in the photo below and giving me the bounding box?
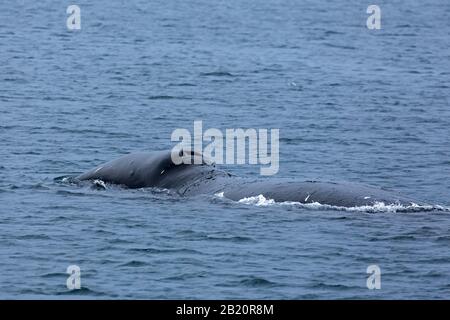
[76,149,424,208]
[173,148,215,166]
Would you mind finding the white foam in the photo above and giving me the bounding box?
[93,179,107,189]
[231,194,447,213]
[238,194,275,206]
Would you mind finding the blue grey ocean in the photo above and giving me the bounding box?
[1,0,450,299]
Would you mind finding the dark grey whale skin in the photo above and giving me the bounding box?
[76,150,421,207]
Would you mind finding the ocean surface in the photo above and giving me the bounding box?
[1,0,450,299]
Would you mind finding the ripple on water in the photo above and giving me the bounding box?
[55,287,107,297]
[128,247,203,255]
[16,234,52,240]
[220,276,279,288]
[119,260,148,267]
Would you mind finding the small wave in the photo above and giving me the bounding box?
[436,235,450,244]
[27,183,50,190]
[56,286,105,296]
[120,260,147,267]
[227,194,448,213]
[238,276,277,288]
[168,82,197,87]
[55,190,88,197]
[147,95,187,100]
[129,247,201,255]
[200,71,235,77]
[40,272,67,279]
[17,234,51,240]
[386,234,416,240]
[206,235,255,243]
[309,281,361,290]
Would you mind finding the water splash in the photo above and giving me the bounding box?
[220,194,449,213]
[238,194,276,206]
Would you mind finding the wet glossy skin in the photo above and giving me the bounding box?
[77,150,421,207]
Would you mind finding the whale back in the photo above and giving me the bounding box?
[76,149,424,207]
[76,150,218,189]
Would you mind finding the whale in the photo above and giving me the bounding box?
[75,149,424,208]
